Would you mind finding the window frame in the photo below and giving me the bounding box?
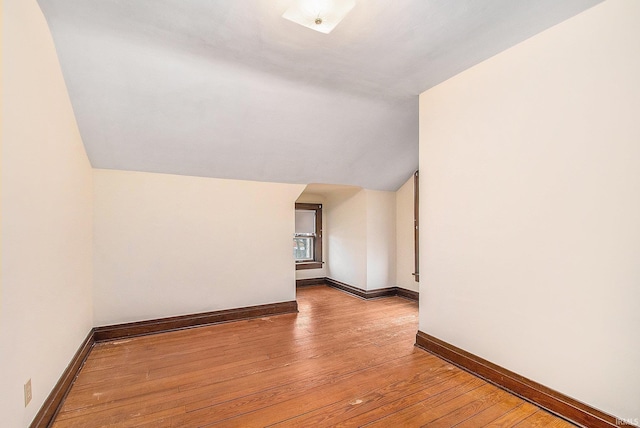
[413,170,420,282]
[294,203,323,270]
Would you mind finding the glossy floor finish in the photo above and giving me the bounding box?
[53,286,575,427]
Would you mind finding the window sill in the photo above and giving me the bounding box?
[296,262,323,270]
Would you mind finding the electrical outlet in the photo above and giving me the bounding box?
[24,379,32,407]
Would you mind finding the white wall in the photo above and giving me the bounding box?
[1,0,94,426]
[93,169,304,325]
[325,188,398,291]
[419,0,640,419]
[295,192,327,280]
[295,267,326,280]
[366,190,396,290]
[396,175,419,292]
[325,188,368,288]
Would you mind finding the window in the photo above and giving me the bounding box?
[294,203,322,269]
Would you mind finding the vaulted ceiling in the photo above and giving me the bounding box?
[38,0,602,190]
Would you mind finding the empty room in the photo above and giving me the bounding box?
[2,0,639,427]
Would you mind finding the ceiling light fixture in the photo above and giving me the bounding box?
[282,0,356,34]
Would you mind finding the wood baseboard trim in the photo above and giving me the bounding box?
[30,330,95,428]
[323,277,395,299]
[323,277,419,302]
[415,331,626,428]
[94,300,298,342]
[395,287,419,302]
[296,278,326,287]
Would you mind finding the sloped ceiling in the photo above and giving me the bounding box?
[38,0,602,190]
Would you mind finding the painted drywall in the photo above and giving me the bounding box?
[295,192,327,280]
[295,255,327,281]
[1,0,94,426]
[396,175,419,292]
[38,0,419,192]
[325,188,368,289]
[93,169,304,326]
[325,188,398,291]
[365,190,397,290]
[295,268,326,281]
[419,0,640,419]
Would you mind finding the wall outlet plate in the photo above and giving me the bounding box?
[24,379,32,407]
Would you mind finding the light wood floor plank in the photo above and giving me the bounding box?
[452,394,525,427]
[52,285,574,427]
[486,402,541,427]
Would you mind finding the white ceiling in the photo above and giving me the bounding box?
[38,0,602,191]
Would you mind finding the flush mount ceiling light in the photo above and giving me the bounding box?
[282,0,356,34]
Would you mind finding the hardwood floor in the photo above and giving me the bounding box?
[52,286,575,427]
